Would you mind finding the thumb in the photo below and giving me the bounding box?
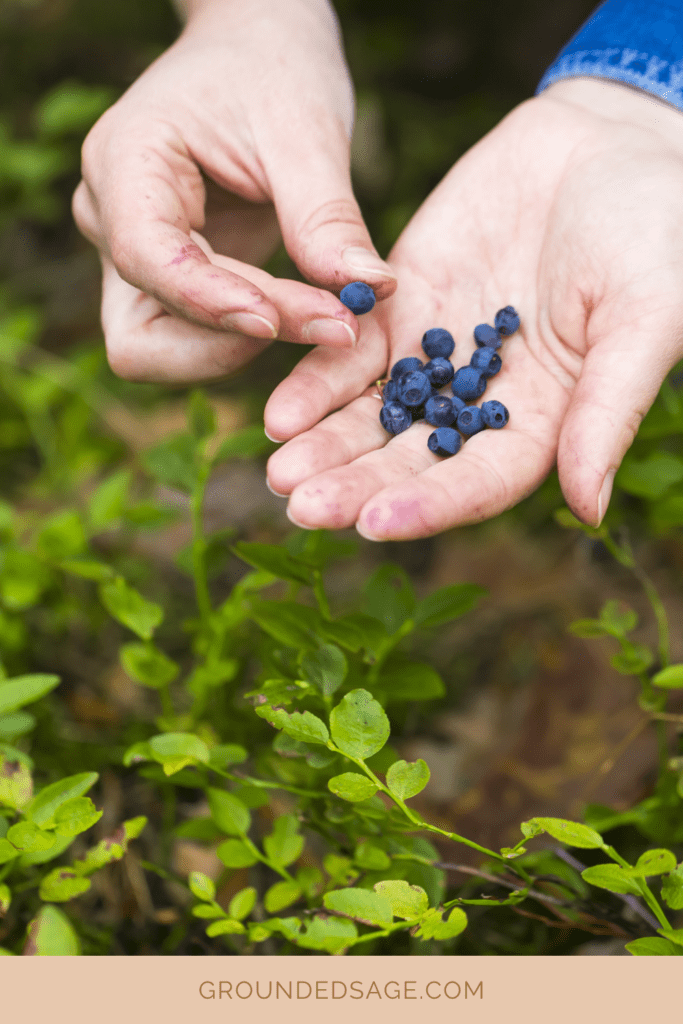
[557,329,681,527]
[262,124,397,300]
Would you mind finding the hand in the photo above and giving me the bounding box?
[72,0,396,383]
[264,78,683,538]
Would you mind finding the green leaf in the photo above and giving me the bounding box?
[120,642,179,689]
[354,841,391,871]
[248,600,320,649]
[413,583,486,629]
[189,871,216,902]
[6,821,55,852]
[232,541,312,585]
[616,451,683,499]
[99,577,163,640]
[581,864,643,896]
[417,906,468,941]
[35,510,86,561]
[73,817,146,875]
[296,915,357,953]
[37,80,116,137]
[52,797,102,838]
[652,664,683,689]
[632,849,677,877]
[363,563,415,634]
[0,839,18,864]
[568,619,611,639]
[329,689,390,759]
[323,887,392,927]
[39,868,91,903]
[263,815,304,867]
[148,733,210,776]
[206,918,246,937]
[208,744,248,769]
[19,833,73,867]
[661,865,683,910]
[58,559,113,581]
[324,613,389,654]
[217,839,258,869]
[142,432,197,493]
[373,879,429,919]
[256,705,330,746]
[599,599,638,635]
[192,903,224,919]
[0,674,60,716]
[0,754,32,810]
[300,643,347,697]
[24,905,80,955]
[229,886,257,921]
[188,389,216,439]
[328,773,378,802]
[377,661,445,701]
[0,550,52,611]
[264,880,302,914]
[87,470,132,530]
[212,424,276,463]
[0,711,35,741]
[0,882,10,916]
[625,937,681,956]
[658,927,683,948]
[386,759,430,800]
[26,772,98,827]
[611,646,654,675]
[207,788,251,836]
[529,817,604,849]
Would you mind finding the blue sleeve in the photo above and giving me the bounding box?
[536,1,683,111]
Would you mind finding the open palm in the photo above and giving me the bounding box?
[265,80,683,539]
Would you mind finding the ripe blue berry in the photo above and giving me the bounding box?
[424,356,454,387]
[425,395,456,426]
[398,370,431,408]
[451,394,467,414]
[481,400,509,428]
[470,347,502,378]
[428,427,462,458]
[473,323,501,349]
[340,281,376,315]
[494,306,520,336]
[382,379,400,403]
[380,402,412,434]
[421,328,455,359]
[391,356,424,379]
[456,405,485,436]
[451,366,486,401]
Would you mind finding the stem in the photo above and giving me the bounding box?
[601,531,670,668]
[634,879,671,931]
[312,570,331,620]
[368,619,414,684]
[191,454,212,630]
[210,765,325,799]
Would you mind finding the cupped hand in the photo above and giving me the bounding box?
[72,0,396,383]
[264,78,683,538]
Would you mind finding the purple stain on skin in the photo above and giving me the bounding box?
[364,498,429,536]
[167,242,206,266]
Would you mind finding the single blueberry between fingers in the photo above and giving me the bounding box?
[380,402,412,434]
[451,366,486,401]
[382,378,400,403]
[456,405,485,436]
[391,356,424,379]
[470,347,502,378]
[428,427,462,458]
[481,399,509,428]
[424,356,455,387]
[421,328,455,359]
[339,281,376,315]
[398,370,432,407]
[425,394,457,426]
[473,323,502,349]
[494,305,520,336]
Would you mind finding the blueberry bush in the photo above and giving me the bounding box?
[1,0,682,957]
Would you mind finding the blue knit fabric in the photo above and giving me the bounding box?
[536,1,683,111]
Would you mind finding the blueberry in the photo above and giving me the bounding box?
[424,356,454,387]
[339,281,376,315]
[421,328,455,359]
[425,395,456,426]
[451,366,486,401]
[494,306,520,336]
[470,347,502,378]
[456,405,485,436]
[398,370,432,408]
[481,399,509,428]
[382,379,400,403]
[473,323,501,349]
[427,427,462,458]
[451,394,467,414]
[391,356,424,380]
[380,402,412,435]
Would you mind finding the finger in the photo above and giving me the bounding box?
[262,127,397,300]
[79,130,280,339]
[557,323,683,527]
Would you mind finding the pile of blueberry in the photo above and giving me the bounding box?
[339,283,517,459]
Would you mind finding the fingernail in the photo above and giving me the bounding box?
[342,246,396,279]
[286,506,315,530]
[221,311,278,338]
[355,519,382,542]
[264,427,282,443]
[597,468,616,526]
[266,477,288,497]
[303,318,356,347]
